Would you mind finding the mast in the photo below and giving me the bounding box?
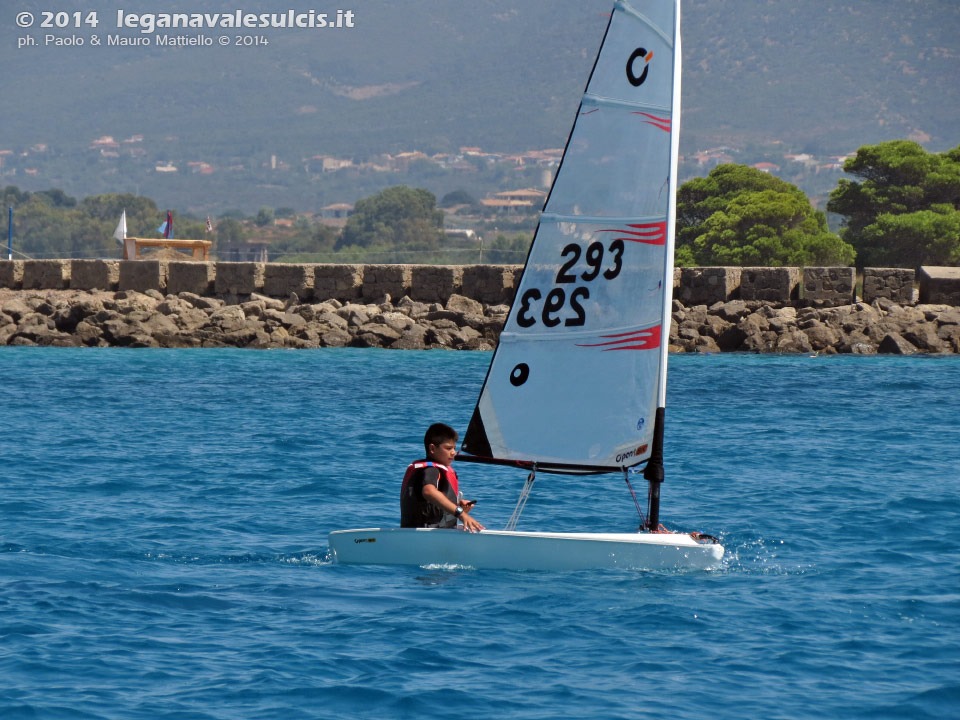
[644,0,682,530]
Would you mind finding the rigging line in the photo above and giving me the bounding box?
[504,464,536,532]
[624,468,646,530]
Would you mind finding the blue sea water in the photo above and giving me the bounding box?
[1,347,958,720]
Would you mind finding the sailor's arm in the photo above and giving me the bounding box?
[422,484,484,532]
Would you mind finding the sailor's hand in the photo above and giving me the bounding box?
[462,499,477,511]
[461,513,484,533]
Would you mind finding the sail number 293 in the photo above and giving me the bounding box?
[516,239,624,328]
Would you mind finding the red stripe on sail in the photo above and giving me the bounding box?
[632,111,671,132]
[597,221,666,245]
[576,325,661,351]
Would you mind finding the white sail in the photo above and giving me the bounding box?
[462,0,681,471]
[113,210,128,244]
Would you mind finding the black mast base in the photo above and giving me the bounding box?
[642,407,666,531]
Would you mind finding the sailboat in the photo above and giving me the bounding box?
[329,0,724,571]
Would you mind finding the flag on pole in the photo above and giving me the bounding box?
[113,210,127,244]
[157,210,173,239]
[206,216,213,233]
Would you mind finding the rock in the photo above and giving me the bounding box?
[776,330,814,354]
[208,306,247,333]
[179,292,223,310]
[18,312,56,332]
[450,325,482,346]
[352,332,385,348]
[374,311,415,333]
[321,329,352,348]
[1,298,31,322]
[697,315,731,339]
[141,312,181,337]
[73,320,103,345]
[878,332,917,355]
[938,325,960,353]
[77,297,105,317]
[446,293,484,316]
[52,304,85,333]
[262,309,306,329]
[803,322,839,351]
[391,326,428,350]
[848,341,878,355]
[115,291,159,314]
[250,293,285,311]
[356,322,402,344]
[935,307,960,327]
[694,335,721,353]
[0,324,18,345]
[742,330,778,353]
[295,302,339,322]
[8,335,37,346]
[239,300,266,318]
[739,313,770,334]
[684,304,709,325]
[902,324,944,353]
[244,330,273,349]
[713,300,749,323]
[717,325,748,351]
[315,311,348,331]
[337,303,371,327]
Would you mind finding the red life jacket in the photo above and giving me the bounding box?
[401,460,459,498]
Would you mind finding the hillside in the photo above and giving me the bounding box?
[2,0,958,213]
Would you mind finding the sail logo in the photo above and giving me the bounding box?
[616,445,649,464]
[598,221,666,245]
[626,47,653,86]
[576,325,662,352]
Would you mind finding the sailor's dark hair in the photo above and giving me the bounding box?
[424,423,458,454]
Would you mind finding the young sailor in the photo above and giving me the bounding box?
[400,423,484,532]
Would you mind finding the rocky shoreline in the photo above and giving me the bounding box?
[1,288,958,354]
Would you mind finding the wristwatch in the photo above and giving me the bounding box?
[454,506,464,518]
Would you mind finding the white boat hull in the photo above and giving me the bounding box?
[328,528,723,571]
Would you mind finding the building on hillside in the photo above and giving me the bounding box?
[317,203,355,228]
[321,203,354,219]
[444,228,477,241]
[308,155,354,173]
[219,237,269,263]
[752,162,781,173]
[481,198,536,214]
[491,188,547,205]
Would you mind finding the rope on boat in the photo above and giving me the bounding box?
[623,468,647,530]
[504,464,537,532]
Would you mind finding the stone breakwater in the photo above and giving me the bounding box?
[669,298,960,355]
[1,287,959,354]
[0,289,507,351]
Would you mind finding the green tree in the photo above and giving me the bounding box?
[255,206,275,227]
[485,233,531,264]
[80,193,159,237]
[214,218,246,252]
[439,189,477,208]
[827,140,960,267]
[337,186,445,250]
[676,165,854,266]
